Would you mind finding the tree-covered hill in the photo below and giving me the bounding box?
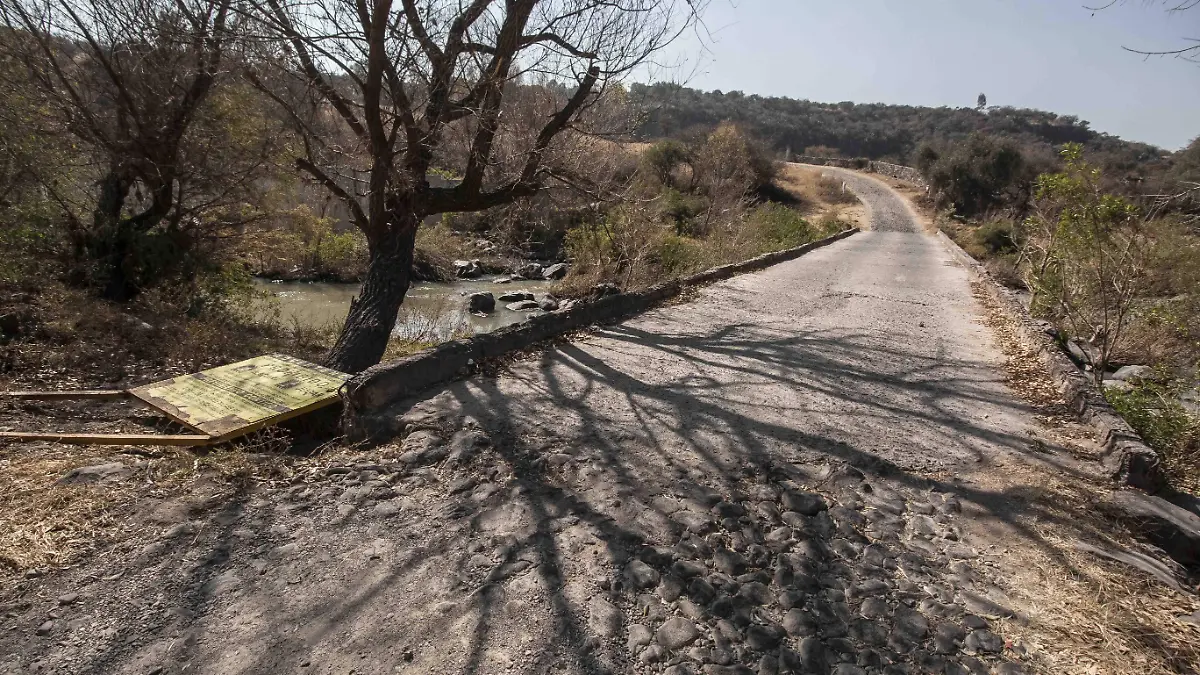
[630,83,1172,180]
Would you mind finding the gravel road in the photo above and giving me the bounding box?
[0,169,1043,675]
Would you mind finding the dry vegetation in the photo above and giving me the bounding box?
[959,281,1200,675]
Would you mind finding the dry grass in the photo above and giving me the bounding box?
[961,279,1200,675]
[776,164,867,227]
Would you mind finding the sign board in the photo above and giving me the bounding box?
[129,354,351,440]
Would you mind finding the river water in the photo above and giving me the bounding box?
[253,277,551,340]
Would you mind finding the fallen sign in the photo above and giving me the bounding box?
[0,354,350,446]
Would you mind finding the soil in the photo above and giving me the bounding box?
[0,168,1197,675]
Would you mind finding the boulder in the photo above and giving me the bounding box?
[454,259,484,279]
[57,462,133,485]
[538,296,560,311]
[542,263,568,280]
[497,291,534,303]
[1101,490,1200,569]
[466,292,495,314]
[1065,339,1093,365]
[506,300,541,312]
[1110,365,1153,382]
[516,262,543,280]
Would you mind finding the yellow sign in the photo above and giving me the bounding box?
[130,354,350,439]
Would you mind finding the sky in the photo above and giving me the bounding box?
[646,0,1200,151]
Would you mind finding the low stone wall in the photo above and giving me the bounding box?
[869,161,926,186]
[794,157,927,188]
[341,227,860,440]
[935,230,1165,493]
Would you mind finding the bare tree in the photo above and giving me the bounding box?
[0,0,264,300]
[245,0,706,373]
[1088,0,1200,60]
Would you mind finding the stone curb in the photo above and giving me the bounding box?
[934,230,1166,493]
[340,228,861,441]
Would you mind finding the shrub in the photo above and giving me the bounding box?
[641,140,691,188]
[974,219,1021,255]
[656,188,709,233]
[657,234,708,275]
[920,133,1034,218]
[746,203,816,251]
[1106,378,1200,489]
[1023,145,1150,382]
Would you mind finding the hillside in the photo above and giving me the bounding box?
[630,83,1172,179]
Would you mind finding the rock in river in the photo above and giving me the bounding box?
[542,262,568,280]
[467,292,495,314]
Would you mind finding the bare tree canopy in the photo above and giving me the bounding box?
[1089,0,1200,60]
[0,0,279,299]
[245,0,707,372]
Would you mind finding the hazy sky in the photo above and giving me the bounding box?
[649,0,1200,151]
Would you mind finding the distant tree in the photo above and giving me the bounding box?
[977,93,987,111]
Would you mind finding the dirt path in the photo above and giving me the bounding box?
[1,169,1194,675]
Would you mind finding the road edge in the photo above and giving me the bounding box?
[341,227,861,441]
[934,228,1166,493]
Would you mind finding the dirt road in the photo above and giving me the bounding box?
[1,169,1181,675]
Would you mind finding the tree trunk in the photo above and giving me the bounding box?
[89,169,137,301]
[324,212,418,373]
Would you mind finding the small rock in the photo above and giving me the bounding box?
[1111,365,1153,382]
[57,462,131,485]
[57,593,79,606]
[781,491,828,516]
[714,549,748,576]
[964,629,1003,654]
[860,597,889,619]
[640,644,665,663]
[588,596,623,637]
[798,637,827,674]
[626,560,660,589]
[782,609,817,637]
[35,620,53,636]
[538,296,560,311]
[744,624,782,651]
[628,624,653,652]
[657,617,700,650]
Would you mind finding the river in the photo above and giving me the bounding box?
[253,277,552,341]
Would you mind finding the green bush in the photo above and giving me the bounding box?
[746,203,815,251]
[920,133,1034,218]
[1105,378,1200,487]
[657,234,708,275]
[974,219,1020,255]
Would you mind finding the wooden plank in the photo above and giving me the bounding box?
[129,354,349,438]
[0,432,213,446]
[1,390,130,401]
